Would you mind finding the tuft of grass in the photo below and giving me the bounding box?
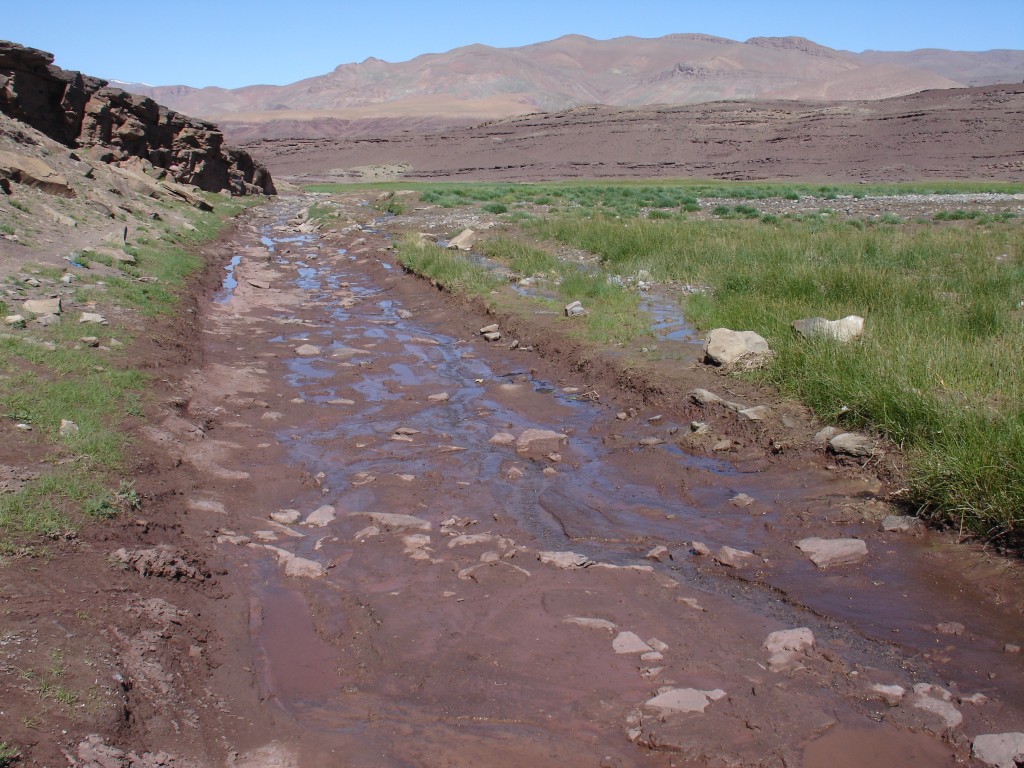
[479,238,560,277]
[0,742,19,767]
[395,236,502,297]
[371,192,406,216]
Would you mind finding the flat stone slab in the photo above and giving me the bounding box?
[563,617,617,632]
[23,298,61,315]
[295,344,322,356]
[537,550,594,569]
[613,631,653,654]
[354,512,431,531]
[795,537,868,568]
[644,687,727,715]
[516,428,568,456]
[304,504,336,527]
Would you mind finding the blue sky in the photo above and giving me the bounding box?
[6,0,1023,88]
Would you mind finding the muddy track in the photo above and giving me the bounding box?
[12,193,1021,767]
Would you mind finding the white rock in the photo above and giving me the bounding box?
[870,684,906,706]
[479,323,500,334]
[645,545,671,562]
[764,628,815,656]
[354,525,380,540]
[270,509,302,525]
[59,419,79,438]
[613,631,653,654]
[792,315,865,342]
[972,733,1024,768]
[355,512,431,531]
[828,432,876,457]
[738,406,771,421]
[644,688,721,714]
[714,545,756,568]
[79,312,107,324]
[482,331,502,342]
[911,693,963,733]
[564,300,587,317]
[447,229,476,250]
[703,328,771,368]
[796,537,868,568]
[488,432,516,446]
[304,505,336,527]
[563,617,617,632]
[4,314,26,327]
[537,550,594,569]
[264,546,326,579]
[427,392,450,403]
[23,298,61,315]
[295,344,322,356]
[730,493,754,508]
[516,428,568,456]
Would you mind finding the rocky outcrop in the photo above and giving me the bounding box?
[0,40,274,195]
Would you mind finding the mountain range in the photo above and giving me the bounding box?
[119,34,1024,140]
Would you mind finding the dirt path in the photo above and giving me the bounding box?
[43,193,1021,767]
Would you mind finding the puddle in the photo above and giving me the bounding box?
[214,254,242,303]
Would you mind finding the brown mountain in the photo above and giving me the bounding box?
[120,34,1024,141]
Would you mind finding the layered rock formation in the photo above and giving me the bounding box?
[0,41,274,195]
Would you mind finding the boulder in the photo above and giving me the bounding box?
[703,328,771,369]
[828,432,876,457]
[0,150,75,196]
[972,733,1024,768]
[795,537,868,568]
[564,300,587,317]
[714,545,756,568]
[23,298,61,316]
[792,315,865,342]
[516,428,568,457]
[447,229,476,250]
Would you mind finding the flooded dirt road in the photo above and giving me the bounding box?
[155,195,1023,767]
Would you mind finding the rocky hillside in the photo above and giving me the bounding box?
[0,40,275,195]
[120,34,1024,140]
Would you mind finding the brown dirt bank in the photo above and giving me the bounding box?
[244,84,1024,184]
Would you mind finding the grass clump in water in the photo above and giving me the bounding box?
[395,236,503,297]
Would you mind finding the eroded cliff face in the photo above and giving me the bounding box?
[0,41,275,195]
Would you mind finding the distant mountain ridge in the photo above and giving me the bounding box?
[119,34,1024,140]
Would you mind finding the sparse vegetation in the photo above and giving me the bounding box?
[0,742,20,767]
[0,194,256,548]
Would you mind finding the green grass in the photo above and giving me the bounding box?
[0,195,256,547]
[0,741,19,767]
[395,236,503,296]
[306,179,1024,217]
[371,192,406,216]
[533,213,1024,543]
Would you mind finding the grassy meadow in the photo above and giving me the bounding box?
[369,180,1023,544]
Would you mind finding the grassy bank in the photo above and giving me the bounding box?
[535,214,1023,544]
[395,235,649,344]
[0,195,257,550]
